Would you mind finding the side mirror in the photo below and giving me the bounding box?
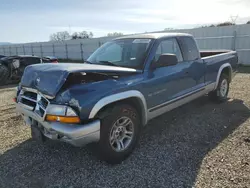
[153,53,178,69]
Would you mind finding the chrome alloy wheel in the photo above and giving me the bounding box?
[109,116,134,152]
[220,79,228,97]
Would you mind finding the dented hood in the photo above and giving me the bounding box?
[20,63,138,97]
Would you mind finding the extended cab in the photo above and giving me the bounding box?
[16,33,238,164]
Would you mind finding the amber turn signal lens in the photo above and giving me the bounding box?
[46,115,80,124]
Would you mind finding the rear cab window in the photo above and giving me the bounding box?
[22,57,41,66]
[177,36,200,61]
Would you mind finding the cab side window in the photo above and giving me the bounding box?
[155,38,183,63]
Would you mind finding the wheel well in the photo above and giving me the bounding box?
[95,97,146,125]
[221,66,232,82]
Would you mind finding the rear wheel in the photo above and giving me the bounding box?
[94,104,141,164]
[209,73,229,102]
[0,65,9,85]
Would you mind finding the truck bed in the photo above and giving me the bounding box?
[200,50,238,85]
[200,50,232,58]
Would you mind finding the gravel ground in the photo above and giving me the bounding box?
[0,72,249,188]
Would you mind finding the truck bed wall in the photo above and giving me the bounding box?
[202,51,237,85]
[200,50,232,58]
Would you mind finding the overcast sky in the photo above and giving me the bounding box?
[0,0,249,43]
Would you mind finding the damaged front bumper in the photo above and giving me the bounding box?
[16,102,100,147]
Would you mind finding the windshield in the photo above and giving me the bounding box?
[87,38,153,69]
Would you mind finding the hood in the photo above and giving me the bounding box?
[20,63,139,98]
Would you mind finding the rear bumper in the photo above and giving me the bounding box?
[16,102,100,147]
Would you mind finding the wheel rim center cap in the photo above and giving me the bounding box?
[115,126,125,138]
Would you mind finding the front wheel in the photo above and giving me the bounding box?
[209,73,230,102]
[94,104,141,164]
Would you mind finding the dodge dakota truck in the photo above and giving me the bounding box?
[16,33,238,164]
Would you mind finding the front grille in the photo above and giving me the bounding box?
[24,91,37,100]
[19,90,49,118]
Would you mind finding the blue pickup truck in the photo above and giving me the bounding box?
[16,33,238,163]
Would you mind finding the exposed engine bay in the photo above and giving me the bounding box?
[61,72,120,89]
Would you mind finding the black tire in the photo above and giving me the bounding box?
[0,65,9,85]
[209,73,229,102]
[94,104,141,164]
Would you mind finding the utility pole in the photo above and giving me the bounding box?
[230,15,238,24]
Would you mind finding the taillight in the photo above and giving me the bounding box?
[52,60,58,63]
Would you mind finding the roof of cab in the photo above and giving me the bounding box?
[114,32,192,40]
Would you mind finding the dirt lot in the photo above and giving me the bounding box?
[0,72,249,188]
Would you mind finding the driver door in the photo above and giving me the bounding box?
[145,38,196,110]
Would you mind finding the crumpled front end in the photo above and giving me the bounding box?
[16,87,100,146]
[20,63,138,98]
[17,63,140,146]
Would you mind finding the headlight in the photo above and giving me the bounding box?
[46,105,68,116]
[45,105,80,124]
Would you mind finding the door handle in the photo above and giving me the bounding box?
[185,71,189,74]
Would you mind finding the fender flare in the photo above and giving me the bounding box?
[89,90,148,125]
[214,63,232,89]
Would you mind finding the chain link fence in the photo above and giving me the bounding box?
[0,43,97,61]
[1,24,250,65]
